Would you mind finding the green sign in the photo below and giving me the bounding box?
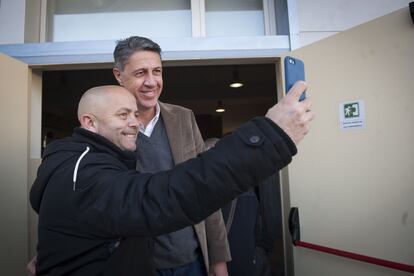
[344,102,360,118]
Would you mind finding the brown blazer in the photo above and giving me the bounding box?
[159,102,231,271]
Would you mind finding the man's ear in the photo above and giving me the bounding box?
[79,114,98,133]
[113,68,123,86]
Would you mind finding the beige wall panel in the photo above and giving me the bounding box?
[0,54,30,275]
[288,8,414,276]
[28,70,42,257]
[28,158,41,258]
[298,32,338,48]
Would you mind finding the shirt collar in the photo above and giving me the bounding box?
[139,102,160,137]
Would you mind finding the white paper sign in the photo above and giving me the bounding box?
[339,100,365,129]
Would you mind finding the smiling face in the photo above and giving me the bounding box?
[113,50,163,124]
[95,90,140,151]
[78,86,140,151]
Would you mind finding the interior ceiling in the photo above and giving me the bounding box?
[42,63,278,136]
[162,64,277,101]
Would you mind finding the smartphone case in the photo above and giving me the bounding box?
[284,56,306,101]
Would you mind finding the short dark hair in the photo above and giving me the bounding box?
[113,36,162,71]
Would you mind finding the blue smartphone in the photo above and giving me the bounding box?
[284,56,306,101]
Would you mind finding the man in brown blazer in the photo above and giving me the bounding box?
[113,36,230,275]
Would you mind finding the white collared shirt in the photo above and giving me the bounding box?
[139,102,161,137]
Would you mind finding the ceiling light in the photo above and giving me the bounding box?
[229,70,243,88]
[215,100,225,113]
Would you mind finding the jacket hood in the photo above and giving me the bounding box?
[30,128,136,213]
[30,135,90,213]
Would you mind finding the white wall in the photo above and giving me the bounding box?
[1,0,411,47]
[297,0,412,47]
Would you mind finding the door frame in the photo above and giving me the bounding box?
[24,52,294,276]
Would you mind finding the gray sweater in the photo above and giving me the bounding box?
[136,118,199,269]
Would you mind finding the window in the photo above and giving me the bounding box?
[47,0,192,42]
[205,0,265,37]
[45,0,283,42]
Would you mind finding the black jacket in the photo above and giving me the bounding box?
[222,174,284,276]
[30,117,296,275]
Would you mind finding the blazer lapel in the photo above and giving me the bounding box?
[159,102,184,165]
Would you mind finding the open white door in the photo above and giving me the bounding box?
[0,54,31,275]
[284,8,414,276]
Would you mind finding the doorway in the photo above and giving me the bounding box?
[41,62,286,276]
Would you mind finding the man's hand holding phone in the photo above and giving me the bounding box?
[266,81,315,145]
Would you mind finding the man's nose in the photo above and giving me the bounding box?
[143,73,157,87]
[129,116,141,128]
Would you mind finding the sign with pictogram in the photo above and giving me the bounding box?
[339,100,365,129]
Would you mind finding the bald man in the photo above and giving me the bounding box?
[76,86,140,152]
[30,84,314,275]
